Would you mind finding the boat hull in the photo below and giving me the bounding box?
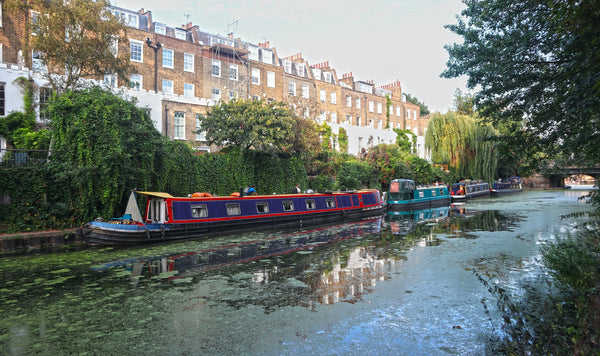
[490,188,523,196]
[387,196,450,212]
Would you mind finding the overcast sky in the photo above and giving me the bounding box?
[112,0,468,113]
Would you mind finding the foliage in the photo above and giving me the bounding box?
[0,112,35,146]
[289,115,321,157]
[452,89,475,116]
[443,0,600,166]
[403,93,430,115]
[6,0,132,93]
[199,99,295,152]
[337,127,348,153]
[48,87,161,221]
[307,174,335,193]
[494,119,546,178]
[393,128,415,152]
[406,156,437,185]
[363,144,408,190]
[335,160,376,191]
[425,111,498,183]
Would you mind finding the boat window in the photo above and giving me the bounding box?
[226,203,241,215]
[326,198,335,208]
[256,202,269,213]
[305,199,315,209]
[282,200,294,211]
[418,191,424,198]
[439,189,445,195]
[191,204,208,218]
[432,190,437,196]
[390,180,400,193]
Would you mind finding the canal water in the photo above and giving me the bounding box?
[0,189,594,355]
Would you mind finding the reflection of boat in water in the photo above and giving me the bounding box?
[385,206,450,235]
[92,217,383,277]
[490,177,523,196]
[85,189,384,245]
[385,179,450,211]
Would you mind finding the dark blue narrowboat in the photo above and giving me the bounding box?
[490,177,523,196]
[450,180,490,202]
[84,189,385,245]
[385,179,450,212]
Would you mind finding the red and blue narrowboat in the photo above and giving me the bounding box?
[84,189,385,245]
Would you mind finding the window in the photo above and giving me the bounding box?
[155,25,166,35]
[284,60,292,74]
[176,29,186,40]
[302,85,309,98]
[282,201,294,211]
[38,87,52,121]
[104,74,117,88]
[356,97,361,109]
[346,115,352,124]
[324,72,332,83]
[184,83,194,97]
[288,82,296,96]
[130,74,142,91]
[252,68,260,84]
[396,107,401,116]
[356,116,361,126]
[230,64,238,80]
[226,203,241,215]
[162,79,173,94]
[184,53,194,72]
[162,48,173,68]
[229,91,236,100]
[330,92,337,104]
[377,102,382,114]
[369,101,374,112]
[211,88,221,101]
[191,205,208,218]
[108,36,118,57]
[378,120,382,129]
[330,112,337,123]
[303,107,310,118]
[0,3,3,28]
[305,199,315,209]
[267,71,275,87]
[130,40,143,62]
[326,198,335,208]
[196,114,207,141]
[212,59,221,77]
[320,89,326,102]
[297,64,306,77]
[406,109,410,119]
[256,202,269,213]
[174,111,185,139]
[346,95,351,107]
[0,82,6,116]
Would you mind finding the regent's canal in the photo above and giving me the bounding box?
[0,189,594,355]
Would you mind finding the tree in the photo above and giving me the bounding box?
[6,0,132,92]
[199,99,296,152]
[403,93,430,116]
[425,111,498,183]
[443,0,600,165]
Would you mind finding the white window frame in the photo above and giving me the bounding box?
[267,71,275,87]
[176,29,186,40]
[162,48,174,69]
[184,83,194,97]
[396,107,401,116]
[184,53,194,72]
[330,112,337,123]
[369,101,374,113]
[377,102,383,114]
[302,85,309,99]
[288,81,296,96]
[330,92,337,104]
[212,59,221,77]
[174,111,186,140]
[162,79,173,94]
[297,64,305,77]
[356,97,361,109]
[211,88,221,101]
[196,114,207,141]
[130,40,143,63]
[230,64,239,81]
[252,68,260,85]
[319,89,326,102]
[155,25,166,35]
[346,95,351,107]
[130,74,142,91]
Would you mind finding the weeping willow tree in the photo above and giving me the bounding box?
[425,111,498,183]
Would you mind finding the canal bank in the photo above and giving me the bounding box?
[0,228,84,253]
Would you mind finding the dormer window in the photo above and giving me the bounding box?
[155,25,166,35]
[176,30,186,40]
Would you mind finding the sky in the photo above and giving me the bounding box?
[112,0,468,113]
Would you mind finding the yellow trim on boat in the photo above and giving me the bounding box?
[135,191,174,198]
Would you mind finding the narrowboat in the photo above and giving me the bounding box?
[450,180,490,202]
[490,177,523,196]
[84,189,385,245]
[385,179,450,212]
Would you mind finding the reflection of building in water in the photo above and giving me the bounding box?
[317,247,396,305]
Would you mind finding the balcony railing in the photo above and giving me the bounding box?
[0,149,52,167]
